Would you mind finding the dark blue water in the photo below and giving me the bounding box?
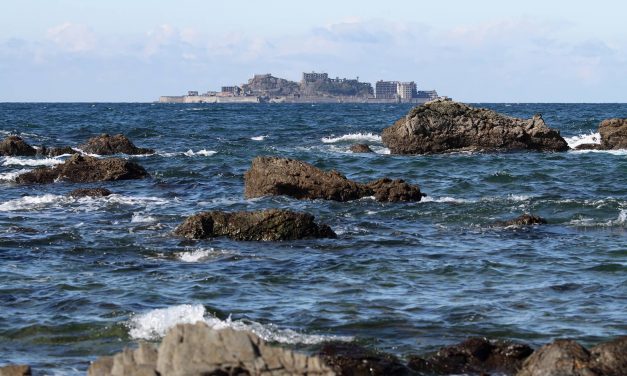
[0,103,625,374]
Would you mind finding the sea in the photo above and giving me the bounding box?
[0,103,625,374]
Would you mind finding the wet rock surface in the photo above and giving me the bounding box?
[16,154,149,184]
[589,336,627,376]
[381,99,569,154]
[319,342,413,376]
[599,118,627,150]
[69,188,113,198]
[80,134,154,155]
[89,322,335,376]
[496,214,548,226]
[0,136,37,156]
[244,156,422,202]
[408,337,533,375]
[0,365,31,376]
[40,146,78,157]
[174,208,336,241]
[349,144,373,153]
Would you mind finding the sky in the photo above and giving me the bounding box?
[0,0,626,102]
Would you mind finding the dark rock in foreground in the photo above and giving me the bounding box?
[88,322,335,376]
[496,214,548,227]
[16,154,148,184]
[381,99,569,154]
[408,337,532,375]
[0,136,37,156]
[80,134,154,155]
[0,364,31,376]
[574,143,604,150]
[175,209,336,241]
[244,156,423,202]
[320,342,413,376]
[349,143,373,153]
[518,336,627,376]
[69,188,113,198]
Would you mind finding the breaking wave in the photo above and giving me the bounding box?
[2,156,66,167]
[175,248,238,263]
[127,304,354,344]
[565,132,601,149]
[321,132,382,144]
[0,169,31,182]
[0,194,171,212]
[251,135,267,141]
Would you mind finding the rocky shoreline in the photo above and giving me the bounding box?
[1,101,626,375]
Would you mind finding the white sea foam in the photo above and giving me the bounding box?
[374,147,391,155]
[0,194,69,211]
[2,156,65,167]
[0,169,31,182]
[421,196,471,204]
[128,304,354,344]
[131,212,157,223]
[183,149,217,157]
[175,248,237,262]
[569,209,627,227]
[251,135,267,141]
[565,132,601,149]
[321,132,382,144]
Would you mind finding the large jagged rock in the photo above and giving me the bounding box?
[0,136,37,156]
[16,154,148,184]
[381,99,569,154]
[244,156,423,202]
[408,337,533,375]
[89,323,335,376]
[175,209,336,241]
[0,365,31,376]
[319,342,413,376]
[599,119,627,150]
[80,134,154,155]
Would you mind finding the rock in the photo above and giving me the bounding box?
[496,214,548,226]
[319,342,413,376]
[349,144,373,153]
[155,322,335,375]
[175,209,336,241]
[244,156,423,202]
[574,144,604,151]
[381,98,569,154]
[0,136,37,156]
[599,118,627,150]
[516,339,595,376]
[88,342,158,376]
[589,336,627,376]
[80,134,154,155]
[16,154,148,184]
[40,146,77,157]
[365,178,423,202]
[0,365,31,376]
[69,188,113,198]
[407,337,532,375]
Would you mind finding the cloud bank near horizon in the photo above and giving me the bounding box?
[1,17,625,102]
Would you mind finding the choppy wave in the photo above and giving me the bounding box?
[160,149,218,157]
[251,135,267,141]
[175,248,238,262]
[2,156,66,167]
[0,194,171,212]
[321,132,382,144]
[0,168,31,182]
[127,304,353,344]
[131,212,158,223]
[569,209,627,227]
[565,132,601,149]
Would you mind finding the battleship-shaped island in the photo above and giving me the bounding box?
[159,71,439,104]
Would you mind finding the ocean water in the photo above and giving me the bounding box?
[0,103,625,374]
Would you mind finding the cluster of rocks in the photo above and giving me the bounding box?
[575,118,627,150]
[34,323,612,376]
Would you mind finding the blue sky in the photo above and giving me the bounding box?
[1,0,625,102]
